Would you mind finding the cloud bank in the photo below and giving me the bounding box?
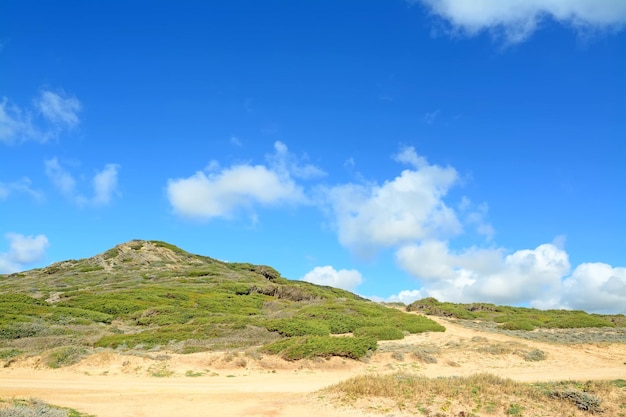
[317,146,625,314]
[165,142,626,314]
[414,0,626,43]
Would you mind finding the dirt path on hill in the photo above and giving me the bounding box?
[1,316,625,417]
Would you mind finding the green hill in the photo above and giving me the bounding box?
[0,240,444,366]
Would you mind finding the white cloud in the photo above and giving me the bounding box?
[0,233,49,273]
[268,141,326,180]
[322,147,461,254]
[396,240,571,306]
[0,177,43,201]
[0,98,37,144]
[414,0,626,43]
[167,165,304,219]
[373,289,425,305]
[45,158,76,196]
[34,90,81,128]
[45,158,120,207]
[0,90,81,144]
[562,263,626,314]
[301,265,363,292]
[167,142,321,220]
[91,164,120,205]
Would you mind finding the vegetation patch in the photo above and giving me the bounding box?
[325,373,625,416]
[44,346,87,368]
[0,398,95,417]
[408,297,625,331]
[0,240,445,361]
[261,335,377,360]
[353,326,404,341]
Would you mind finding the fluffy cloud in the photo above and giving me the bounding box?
[321,147,461,254]
[372,289,425,305]
[301,266,363,292]
[414,0,626,43]
[167,141,319,220]
[563,263,626,314]
[392,238,626,314]
[396,240,571,306]
[0,90,81,144]
[45,158,120,206]
[0,233,49,273]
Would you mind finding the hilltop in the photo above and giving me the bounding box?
[0,240,443,364]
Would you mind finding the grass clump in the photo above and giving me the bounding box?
[523,348,547,362]
[412,346,439,363]
[261,335,377,360]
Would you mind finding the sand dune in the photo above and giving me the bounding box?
[2,316,625,417]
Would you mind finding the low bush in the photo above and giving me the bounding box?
[261,335,377,360]
[353,326,404,340]
[264,319,329,337]
[549,388,603,412]
[523,349,546,361]
[44,346,87,368]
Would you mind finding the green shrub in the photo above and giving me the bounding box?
[0,348,22,360]
[261,335,377,360]
[353,326,404,340]
[389,314,445,334]
[0,322,49,340]
[0,294,46,305]
[500,320,536,331]
[264,319,329,337]
[549,388,603,412]
[45,346,87,368]
[95,324,220,349]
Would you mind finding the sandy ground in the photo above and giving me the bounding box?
[1,316,625,417]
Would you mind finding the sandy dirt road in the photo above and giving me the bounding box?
[1,316,625,417]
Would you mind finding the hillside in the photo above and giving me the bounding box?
[2,241,626,417]
[0,240,443,365]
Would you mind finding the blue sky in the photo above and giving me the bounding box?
[1,1,625,313]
